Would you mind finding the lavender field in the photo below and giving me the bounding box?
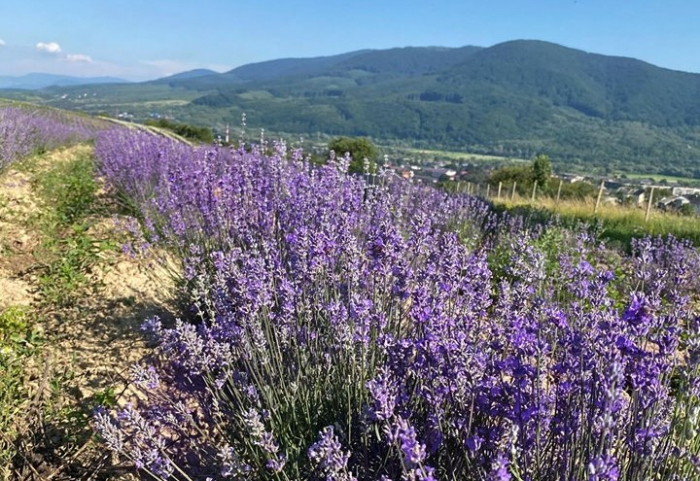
[85,127,700,481]
[0,105,100,171]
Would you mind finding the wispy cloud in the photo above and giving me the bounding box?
[66,53,92,63]
[36,41,61,54]
[0,39,6,47]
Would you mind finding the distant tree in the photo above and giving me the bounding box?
[328,137,378,174]
[679,203,696,217]
[548,180,597,200]
[145,118,214,144]
[532,154,553,187]
[489,164,534,188]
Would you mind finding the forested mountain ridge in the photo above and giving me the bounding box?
[11,40,700,176]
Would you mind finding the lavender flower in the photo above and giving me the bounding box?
[92,127,700,480]
[308,426,357,481]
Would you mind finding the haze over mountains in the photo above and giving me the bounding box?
[8,40,700,176]
[0,73,128,90]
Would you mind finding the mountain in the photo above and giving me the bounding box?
[150,69,219,84]
[12,40,700,176]
[190,40,700,128]
[444,40,700,126]
[169,47,483,90]
[178,40,700,176]
[0,73,128,90]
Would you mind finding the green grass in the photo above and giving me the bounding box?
[0,145,119,475]
[622,172,700,184]
[36,153,97,225]
[493,195,700,248]
[397,147,528,163]
[0,306,43,469]
[32,153,115,308]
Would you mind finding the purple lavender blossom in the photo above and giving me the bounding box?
[308,426,357,481]
[92,128,700,481]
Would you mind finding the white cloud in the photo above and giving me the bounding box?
[0,39,5,47]
[66,53,92,63]
[36,42,61,54]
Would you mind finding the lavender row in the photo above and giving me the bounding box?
[0,106,100,169]
[95,128,700,481]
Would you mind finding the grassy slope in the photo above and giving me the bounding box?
[492,194,700,248]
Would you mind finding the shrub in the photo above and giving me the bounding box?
[145,118,214,144]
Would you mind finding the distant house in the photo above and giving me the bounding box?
[560,174,586,183]
[673,187,700,196]
[656,196,690,211]
[604,180,625,190]
[624,188,646,206]
[422,167,447,179]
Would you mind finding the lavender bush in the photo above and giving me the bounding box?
[0,106,99,169]
[95,128,700,481]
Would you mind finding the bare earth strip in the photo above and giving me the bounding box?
[0,144,176,479]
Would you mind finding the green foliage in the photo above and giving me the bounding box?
[533,154,552,187]
[490,164,534,187]
[543,180,597,200]
[0,306,41,466]
[38,223,113,308]
[328,136,378,174]
[679,203,696,217]
[33,154,114,308]
[37,154,97,225]
[497,201,700,248]
[490,155,558,195]
[145,118,214,143]
[0,306,30,337]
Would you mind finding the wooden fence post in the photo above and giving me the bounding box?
[531,180,538,202]
[594,180,605,215]
[645,186,655,223]
[486,184,490,198]
[498,182,502,200]
[511,182,517,201]
[556,179,563,205]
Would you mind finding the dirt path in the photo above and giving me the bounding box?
[0,145,176,480]
[0,168,40,310]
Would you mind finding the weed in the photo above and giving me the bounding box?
[30,154,115,308]
[38,223,114,308]
[0,306,40,468]
[35,154,97,226]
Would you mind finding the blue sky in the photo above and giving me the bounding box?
[0,0,698,80]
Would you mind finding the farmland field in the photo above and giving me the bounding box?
[9,1,700,478]
[398,147,529,163]
[622,172,700,184]
[3,105,700,480]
